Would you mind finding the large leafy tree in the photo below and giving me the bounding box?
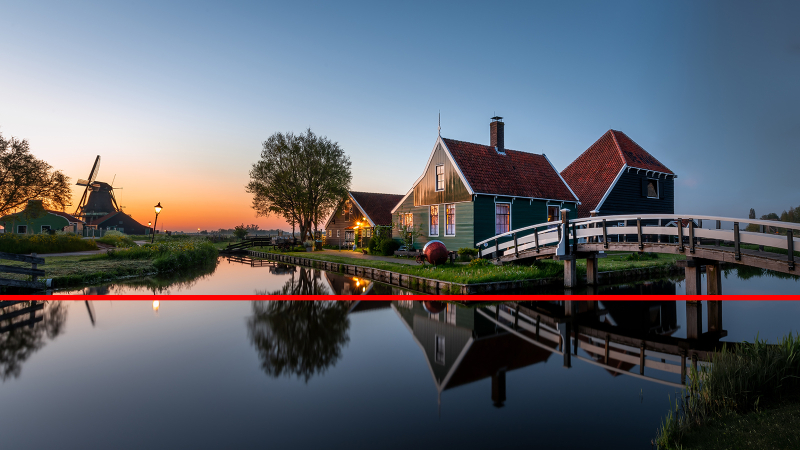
[247,129,351,241]
[0,132,71,216]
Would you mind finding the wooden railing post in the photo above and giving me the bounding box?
[689,219,695,254]
[31,253,38,284]
[788,230,795,271]
[571,223,577,255]
[495,238,499,258]
[678,218,684,252]
[602,219,608,249]
[534,228,540,253]
[734,222,741,261]
[716,220,721,246]
[513,233,519,257]
[637,218,643,250]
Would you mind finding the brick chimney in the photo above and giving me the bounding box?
[490,116,504,153]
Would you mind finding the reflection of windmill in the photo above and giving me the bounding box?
[74,156,122,221]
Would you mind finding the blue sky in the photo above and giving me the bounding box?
[1,0,798,230]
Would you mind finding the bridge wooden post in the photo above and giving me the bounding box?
[586,254,599,285]
[734,222,741,260]
[658,218,663,243]
[491,369,506,408]
[563,256,577,288]
[689,219,695,254]
[637,218,643,250]
[685,260,702,296]
[678,218,685,252]
[716,220,721,246]
[513,233,519,257]
[707,262,722,295]
[602,219,608,249]
[534,228,540,253]
[788,230,795,271]
[759,225,765,251]
[558,322,572,368]
[686,301,702,339]
[708,300,723,333]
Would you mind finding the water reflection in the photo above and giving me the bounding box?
[0,301,67,381]
[246,301,351,382]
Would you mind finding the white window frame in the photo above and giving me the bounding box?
[434,335,445,365]
[429,205,439,237]
[547,205,561,222]
[647,178,659,199]
[495,202,511,235]
[337,230,340,237]
[435,164,444,191]
[445,203,456,236]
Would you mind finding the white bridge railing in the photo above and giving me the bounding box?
[477,214,800,269]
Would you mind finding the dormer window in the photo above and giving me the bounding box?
[435,165,444,191]
[645,179,659,199]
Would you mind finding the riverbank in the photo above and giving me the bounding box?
[1,239,218,290]
[249,249,685,293]
[655,334,800,449]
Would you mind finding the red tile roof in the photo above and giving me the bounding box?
[560,130,674,218]
[350,191,405,226]
[48,210,84,223]
[87,211,119,226]
[442,138,577,202]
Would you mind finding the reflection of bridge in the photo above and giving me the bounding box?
[477,213,799,291]
[391,300,733,407]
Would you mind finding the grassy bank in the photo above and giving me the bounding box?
[0,233,97,254]
[1,238,218,288]
[655,334,800,449]
[253,250,682,284]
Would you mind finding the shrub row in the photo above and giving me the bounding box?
[0,233,97,254]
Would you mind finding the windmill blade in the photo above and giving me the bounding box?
[73,185,90,216]
[111,174,116,186]
[87,155,101,184]
[76,179,90,186]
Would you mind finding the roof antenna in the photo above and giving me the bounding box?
[438,110,441,136]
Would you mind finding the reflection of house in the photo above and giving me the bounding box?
[561,130,676,219]
[324,191,404,248]
[0,200,85,234]
[393,301,556,406]
[391,117,579,250]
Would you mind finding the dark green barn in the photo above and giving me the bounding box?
[391,117,579,250]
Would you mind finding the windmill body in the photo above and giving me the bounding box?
[74,156,121,222]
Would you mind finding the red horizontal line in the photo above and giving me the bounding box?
[2,295,799,301]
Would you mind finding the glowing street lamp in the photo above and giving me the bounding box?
[151,202,163,244]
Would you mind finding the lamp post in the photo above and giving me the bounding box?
[151,202,162,244]
[148,221,152,237]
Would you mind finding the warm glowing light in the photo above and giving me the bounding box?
[152,300,160,311]
[154,202,163,215]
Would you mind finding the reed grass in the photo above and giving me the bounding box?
[655,334,800,449]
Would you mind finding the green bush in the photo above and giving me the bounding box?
[369,226,393,255]
[87,238,218,273]
[379,239,401,256]
[625,252,658,261]
[468,258,492,267]
[0,233,97,254]
[96,230,136,248]
[458,247,479,262]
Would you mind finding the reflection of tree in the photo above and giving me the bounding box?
[247,301,350,382]
[0,301,68,381]
[256,267,331,296]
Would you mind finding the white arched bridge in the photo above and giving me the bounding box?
[476,213,799,292]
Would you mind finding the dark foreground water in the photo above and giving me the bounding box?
[1,258,799,449]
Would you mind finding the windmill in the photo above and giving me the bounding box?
[74,156,122,222]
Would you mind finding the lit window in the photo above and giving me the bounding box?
[399,214,405,227]
[405,213,413,228]
[435,335,445,364]
[495,203,510,234]
[445,204,455,236]
[337,230,340,237]
[366,228,371,238]
[435,165,444,191]
[430,205,439,236]
[647,179,659,199]
[548,206,560,222]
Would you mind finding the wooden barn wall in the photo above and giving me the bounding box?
[601,170,674,217]
[393,191,474,250]
[326,197,370,248]
[413,143,471,207]
[474,196,578,245]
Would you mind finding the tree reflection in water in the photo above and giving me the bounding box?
[0,301,68,381]
[247,300,350,382]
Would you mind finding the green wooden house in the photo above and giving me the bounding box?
[0,200,85,234]
[391,117,579,251]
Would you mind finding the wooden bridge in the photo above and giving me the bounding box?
[476,212,799,291]
[221,236,299,253]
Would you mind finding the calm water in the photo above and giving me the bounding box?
[1,257,799,449]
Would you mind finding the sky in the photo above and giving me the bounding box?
[1,0,798,232]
